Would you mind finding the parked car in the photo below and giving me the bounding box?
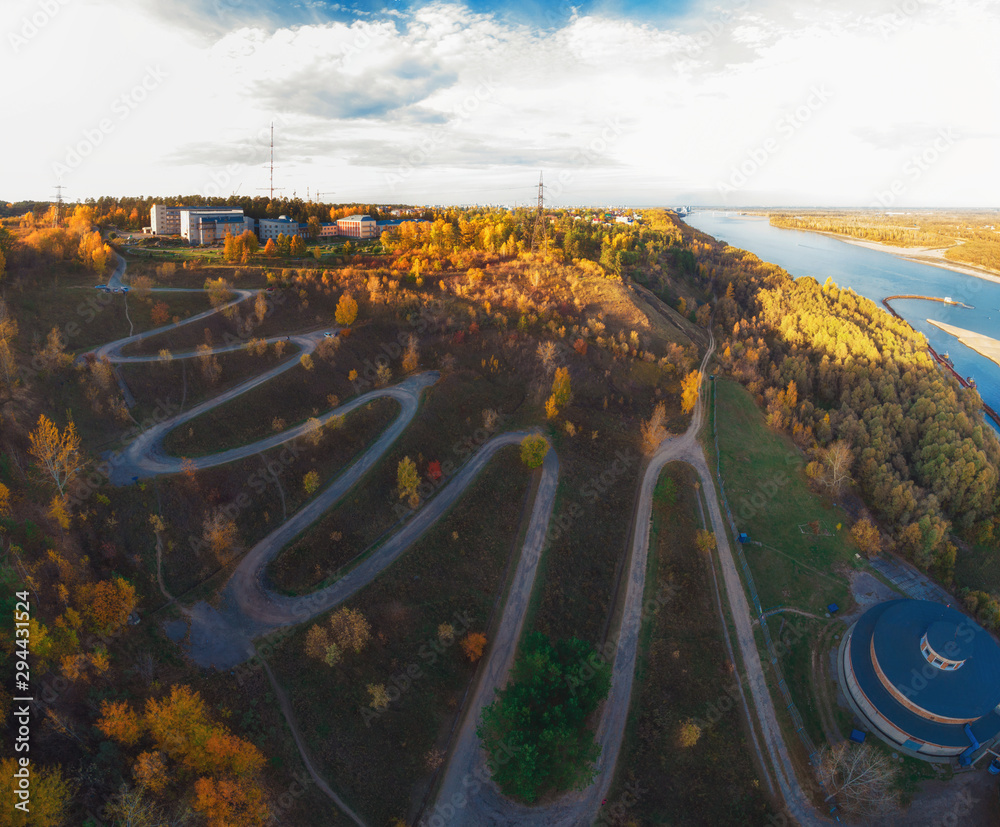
[94,284,108,290]
[324,331,336,338]
[121,286,130,294]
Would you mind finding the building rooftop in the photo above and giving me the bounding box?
[850,600,1000,747]
[871,600,1000,719]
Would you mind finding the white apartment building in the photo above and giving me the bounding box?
[150,204,240,236]
[180,210,254,245]
[258,216,306,241]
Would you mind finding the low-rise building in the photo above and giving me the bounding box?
[336,214,378,239]
[180,210,253,245]
[258,216,305,241]
[840,598,1000,762]
[151,204,239,236]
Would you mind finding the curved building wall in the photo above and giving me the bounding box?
[842,625,965,758]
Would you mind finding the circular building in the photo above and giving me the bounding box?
[840,599,1000,760]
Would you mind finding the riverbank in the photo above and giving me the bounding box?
[926,319,1000,369]
[790,230,1000,287]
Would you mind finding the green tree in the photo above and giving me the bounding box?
[520,434,549,469]
[477,632,610,803]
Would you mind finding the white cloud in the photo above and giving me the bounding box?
[4,0,999,205]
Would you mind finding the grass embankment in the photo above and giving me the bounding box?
[711,378,866,781]
[266,448,531,827]
[120,346,288,424]
[8,260,211,353]
[713,378,856,614]
[161,320,414,457]
[608,464,774,826]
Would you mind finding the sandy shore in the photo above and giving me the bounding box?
[926,319,1000,368]
[800,230,1000,287]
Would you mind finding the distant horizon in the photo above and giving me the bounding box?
[5,195,999,213]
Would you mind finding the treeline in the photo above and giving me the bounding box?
[1,195,422,232]
[691,237,1000,588]
[376,207,697,287]
[769,210,1000,274]
[769,213,943,247]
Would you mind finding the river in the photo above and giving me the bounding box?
[683,211,1000,434]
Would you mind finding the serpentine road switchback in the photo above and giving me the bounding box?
[93,253,824,826]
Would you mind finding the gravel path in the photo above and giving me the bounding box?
[91,256,823,825]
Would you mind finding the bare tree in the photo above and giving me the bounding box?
[822,440,853,494]
[817,742,899,820]
[536,341,558,375]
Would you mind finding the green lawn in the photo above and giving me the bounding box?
[712,378,858,614]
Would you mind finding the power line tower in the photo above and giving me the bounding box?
[530,172,545,252]
[255,122,285,200]
[52,183,66,226]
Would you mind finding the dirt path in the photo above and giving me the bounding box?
[428,333,828,826]
[185,426,555,668]
[92,255,823,824]
[261,658,369,827]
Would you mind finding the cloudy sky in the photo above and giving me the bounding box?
[5,0,999,206]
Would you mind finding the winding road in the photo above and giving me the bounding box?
[91,253,822,825]
[428,332,826,826]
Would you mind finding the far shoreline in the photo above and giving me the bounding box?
[782,227,1000,288]
[699,212,1000,288]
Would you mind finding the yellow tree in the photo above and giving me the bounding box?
[36,327,72,371]
[335,293,358,326]
[681,370,701,414]
[402,334,419,372]
[81,577,137,634]
[640,402,668,455]
[29,414,82,498]
[551,367,571,407]
[0,759,71,826]
[254,291,268,323]
[328,607,372,654]
[204,277,233,308]
[851,518,882,557]
[398,456,419,508]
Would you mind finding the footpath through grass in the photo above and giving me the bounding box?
[607,463,774,826]
[713,378,857,614]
